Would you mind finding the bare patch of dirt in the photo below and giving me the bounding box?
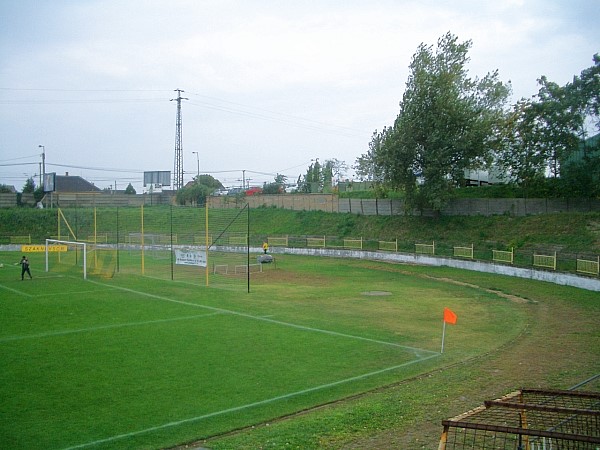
[362,291,393,296]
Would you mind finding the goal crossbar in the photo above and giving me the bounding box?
[45,239,87,279]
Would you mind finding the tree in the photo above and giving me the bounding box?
[176,174,224,205]
[22,177,36,194]
[495,99,549,188]
[361,32,511,211]
[296,159,347,193]
[497,54,600,193]
[262,174,287,194]
[297,160,323,193]
[194,174,224,191]
[353,130,388,183]
[322,158,347,189]
[124,183,136,194]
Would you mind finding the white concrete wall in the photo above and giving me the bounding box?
[260,247,600,292]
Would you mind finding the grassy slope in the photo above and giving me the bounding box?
[249,208,600,253]
[1,207,599,254]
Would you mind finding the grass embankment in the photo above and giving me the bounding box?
[1,207,598,255]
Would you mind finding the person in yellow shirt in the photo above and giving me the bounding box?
[262,241,269,254]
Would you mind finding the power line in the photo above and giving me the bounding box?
[186,98,367,139]
[187,90,370,136]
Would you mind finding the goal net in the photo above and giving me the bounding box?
[50,204,252,289]
[45,239,88,279]
[207,203,251,292]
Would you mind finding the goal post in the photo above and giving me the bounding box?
[206,203,251,292]
[45,239,87,279]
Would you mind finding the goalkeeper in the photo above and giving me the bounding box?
[19,255,32,280]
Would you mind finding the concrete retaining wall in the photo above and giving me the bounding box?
[262,246,600,292]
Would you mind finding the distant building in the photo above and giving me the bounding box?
[54,172,101,193]
[561,132,600,171]
[0,185,17,193]
[463,167,506,186]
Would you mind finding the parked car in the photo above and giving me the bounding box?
[227,187,244,196]
[245,187,262,196]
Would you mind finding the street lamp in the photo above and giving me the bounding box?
[38,145,45,187]
[192,151,199,178]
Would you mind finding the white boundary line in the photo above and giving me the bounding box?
[88,280,439,356]
[0,283,34,297]
[10,278,439,449]
[0,312,223,343]
[62,353,440,450]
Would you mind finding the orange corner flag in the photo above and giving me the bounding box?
[443,307,457,325]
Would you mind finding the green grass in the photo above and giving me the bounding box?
[0,250,539,450]
[1,207,599,254]
[207,264,600,449]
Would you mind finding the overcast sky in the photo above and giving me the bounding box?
[1,0,598,192]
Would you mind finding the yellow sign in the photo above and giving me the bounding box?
[21,245,68,253]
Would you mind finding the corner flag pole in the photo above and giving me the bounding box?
[441,307,457,354]
[441,320,447,354]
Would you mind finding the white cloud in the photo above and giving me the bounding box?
[0,0,597,190]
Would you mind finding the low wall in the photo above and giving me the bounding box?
[213,195,600,216]
[41,192,174,208]
[0,193,35,207]
[3,191,599,216]
[210,194,339,212]
[263,246,600,292]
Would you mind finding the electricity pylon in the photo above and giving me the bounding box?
[171,89,188,191]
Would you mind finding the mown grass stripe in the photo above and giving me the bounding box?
[90,279,439,355]
[61,352,440,450]
[0,312,223,342]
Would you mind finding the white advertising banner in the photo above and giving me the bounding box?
[175,249,206,267]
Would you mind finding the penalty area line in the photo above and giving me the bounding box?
[61,352,440,450]
[89,280,438,356]
[0,283,34,298]
[0,312,223,343]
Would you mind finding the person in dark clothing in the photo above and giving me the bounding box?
[19,255,32,280]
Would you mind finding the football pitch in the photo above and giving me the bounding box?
[0,251,524,449]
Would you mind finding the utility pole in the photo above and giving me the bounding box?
[171,89,188,191]
[38,145,45,188]
[192,151,199,178]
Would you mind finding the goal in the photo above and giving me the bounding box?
[45,239,87,279]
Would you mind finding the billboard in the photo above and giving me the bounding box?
[143,171,171,187]
[43,172,56,192]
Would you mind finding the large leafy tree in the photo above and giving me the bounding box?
[496,99,549,187]
[362,32,511,211]
[497,54,599,195]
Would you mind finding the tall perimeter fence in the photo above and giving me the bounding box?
[8,205,253,291]
[259,235,599,279]
[1,205,598,286]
